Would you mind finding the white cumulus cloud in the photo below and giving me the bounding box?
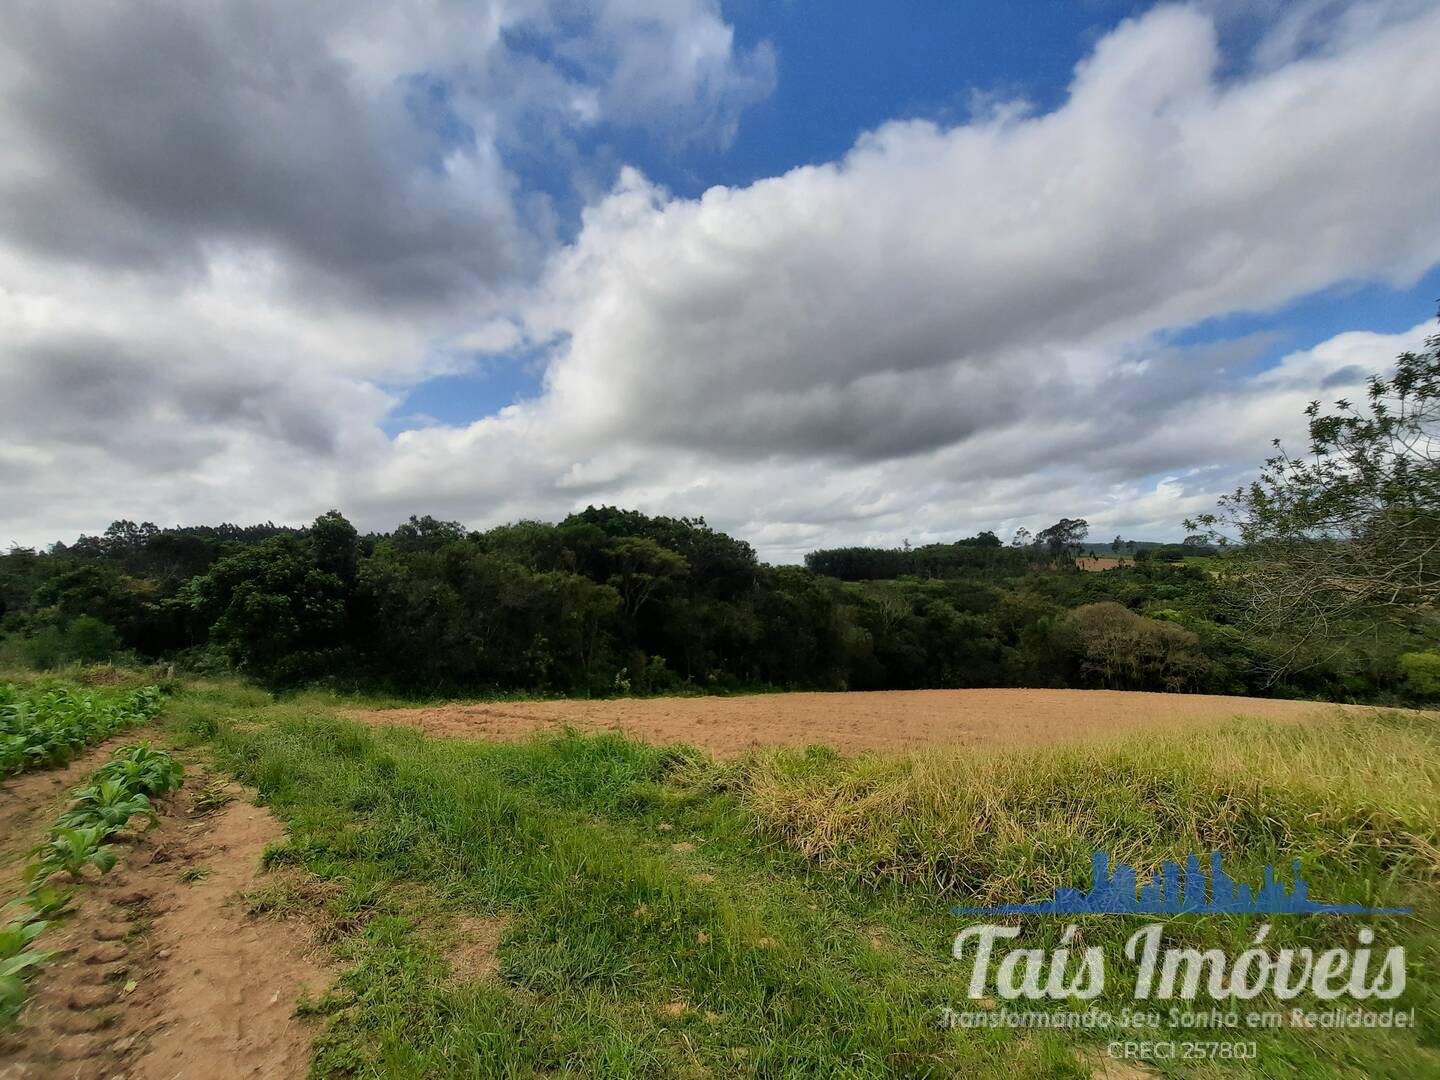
[2,1,1439,560]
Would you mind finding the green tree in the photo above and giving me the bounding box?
[1036,518,1090,563]
[1400,651,1440,698]
[311,509,360,582]
[186,534,350,686]
[359,542,619,693]
[391,514,469,553]
[1189,311,1439,665]
[604,537,688,619]
[1063,602,1209,691]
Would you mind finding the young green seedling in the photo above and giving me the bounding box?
[0,919,52,1023]
[28,826,118,884]
[96,744,184,796]
[57,778,156,834]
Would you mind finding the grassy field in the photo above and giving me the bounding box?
[130,681,1440,1079]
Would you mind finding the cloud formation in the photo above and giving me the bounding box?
[0,0,772,303]
[2,1,1439,560]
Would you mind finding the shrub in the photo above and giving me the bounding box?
[60,617,122,664]
[20,627,65,671]
[1062,601,1210,691]
[1400,651,1440,699]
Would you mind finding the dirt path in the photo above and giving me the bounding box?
[346,687,1385,757]
[0,767,331,1080]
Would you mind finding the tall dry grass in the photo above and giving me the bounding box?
[738,712,1440,905]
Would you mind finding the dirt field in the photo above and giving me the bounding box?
[1076,556,1128,571]
[346,688,1379,757]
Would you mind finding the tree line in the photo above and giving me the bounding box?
[0,504,1429,703]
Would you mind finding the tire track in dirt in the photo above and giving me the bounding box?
[0,766,332,1080]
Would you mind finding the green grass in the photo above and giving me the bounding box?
[150,684,1440,1078]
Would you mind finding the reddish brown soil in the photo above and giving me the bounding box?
[1076,556,1128,571]
[346,688,1377,757]
[0,766,331,1080]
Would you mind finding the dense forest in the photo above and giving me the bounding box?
[0,505,1431,703]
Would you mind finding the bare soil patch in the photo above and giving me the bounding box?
[446,914,510,983]
[0,768,332,1080]
[346,688,1379,757]
[1076,556,1128,571]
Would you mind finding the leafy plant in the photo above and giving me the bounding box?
[56,778,156,834]
[0,918,49,953]
[95,743,184,797]
[0,919,51,1023]
[1,886,74,923]
[0,684,164,778]
[28,826,118,884]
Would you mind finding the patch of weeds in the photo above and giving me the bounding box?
[294,984,356,1018]
[123,915,152,941]
[177,713,220,741]
[191,781,235,817]
[243,882,309,918]
[241,869,341,920]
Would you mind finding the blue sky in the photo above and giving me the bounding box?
[5,0,1440,557]
[713,1,1148,187]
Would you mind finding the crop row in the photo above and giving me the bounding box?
[0,684,163,778]
[1,743,184,1023]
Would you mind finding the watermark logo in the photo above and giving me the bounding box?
[944,849,1413,1016]
[952,850,1412,917]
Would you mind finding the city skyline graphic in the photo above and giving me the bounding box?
[952,851,1413,916]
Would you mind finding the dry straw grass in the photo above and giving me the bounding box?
[738,712,1440,904]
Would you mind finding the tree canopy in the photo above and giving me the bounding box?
[1190,311,1440,669]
